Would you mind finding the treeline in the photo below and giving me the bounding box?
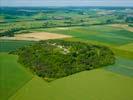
[128,24,133,27]
[0,22,46,37]
[13,40,115,81]
[125,17,133,23]
[0,27,24,37]
[0,19,119,37]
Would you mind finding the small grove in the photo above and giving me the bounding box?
[13,40,115,81]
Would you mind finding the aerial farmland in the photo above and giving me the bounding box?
[0,1,133,100]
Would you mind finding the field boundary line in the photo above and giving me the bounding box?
[8,76,34,100]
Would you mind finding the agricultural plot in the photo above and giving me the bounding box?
[0,40,35,52]
[109,24,133,32]
[0,53,32,100]
[10,69,133,100]
[105,57,133,77]
[39,25,133,46]
[0,32,72,41]
[118,43,133,52]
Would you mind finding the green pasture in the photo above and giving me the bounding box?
[0,53,32,100]
[10,69,133,100]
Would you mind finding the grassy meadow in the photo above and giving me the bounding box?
[10,69,133,100]
[0,53,33,100]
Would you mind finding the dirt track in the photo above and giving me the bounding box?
[0,32,72,41]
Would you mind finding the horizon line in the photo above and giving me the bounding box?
[0,5,133,8]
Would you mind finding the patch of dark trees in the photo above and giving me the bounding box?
[13,40,115,81]
[128,24,133,27]
[126,17,133,23]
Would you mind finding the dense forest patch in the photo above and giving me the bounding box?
[14,40,115,81]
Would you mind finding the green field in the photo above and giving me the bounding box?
[0,40,35,52]
[10,69,133,100]
[118,43,133,52]
[105,57,133,77]
[34,25,133,46]
[0,53,33,100]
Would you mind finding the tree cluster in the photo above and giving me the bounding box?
[14,40,115,80]
[125,17,133,23]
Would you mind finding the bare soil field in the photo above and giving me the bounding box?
[0,32,72,41]
[109,24,133,32]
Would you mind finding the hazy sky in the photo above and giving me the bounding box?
[0,0,133,7]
